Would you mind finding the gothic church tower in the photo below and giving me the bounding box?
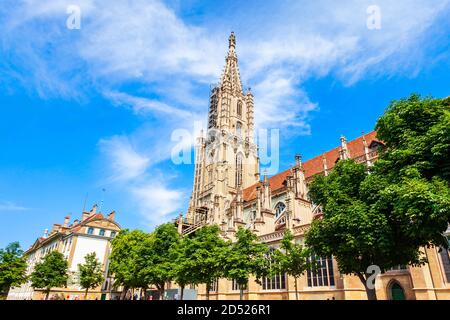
[186,33,259,231]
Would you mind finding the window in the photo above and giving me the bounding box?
[110,231,116,238]
[387,265,407,272]
[210,279,219,292]
[307,255,335,287]
[99,229,105,236]
[87,227,94,235]
[235,153,243,187]
[262,273,286,290]
[236,122,242,137]
[275,202,286,218]
[237,101,242,117]
[440,235,450,283]
[232,279,247,291]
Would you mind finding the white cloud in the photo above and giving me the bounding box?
[0,201,28,212]
[99,136,150,182]
[131,183,186,225]
[98,133,188,226]
[2,0,449,130]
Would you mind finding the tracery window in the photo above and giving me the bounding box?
[274,202,286,218]
[237,101,242,117]
[236,121,242,137]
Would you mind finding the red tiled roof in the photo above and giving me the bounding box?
[243,131,380,202]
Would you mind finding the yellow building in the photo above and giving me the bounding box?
[7,204,121,300]
[177,33,450,300]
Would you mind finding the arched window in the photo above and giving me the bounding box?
[237,101,242,117]
[275,202,286,218]
[235,153,243,187]
[236,122,242,137]
[87,227,94,235]
[99,229,105,236]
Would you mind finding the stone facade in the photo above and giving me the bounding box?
[177,33,450,300]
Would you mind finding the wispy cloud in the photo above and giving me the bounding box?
[0,201,28,212]
[130,183,186,225]
[99,136,150,182]
[98,133,188,226]
[2,0,448,129]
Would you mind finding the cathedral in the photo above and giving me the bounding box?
[175,33,450,300]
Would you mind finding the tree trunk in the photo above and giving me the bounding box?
[205,283,210,301]
[84,288,89,300]
[357,273,377,301]
[119,286,126,300]
[180,285,185,300]
[159,283,165,300]
[45,290,50,300]
[294,277,299,300]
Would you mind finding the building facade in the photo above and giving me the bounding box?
[7,204,121,300]
[177,33,450,300]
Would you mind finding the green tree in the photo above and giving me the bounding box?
[109,229,150,299]
[305,95,450,300]
[30,251,68,300]
[223,227,269,300]
[188,225,228,300]
[169,236,195,300]
[78,252,104,300]
[0,242,28,298]
[375,94,450,182]
[141,223,180,300]
[273,230,312,300]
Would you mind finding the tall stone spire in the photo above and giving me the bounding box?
[220,32,243,94]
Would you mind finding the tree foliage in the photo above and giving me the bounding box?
[141,223,180,299]
[169,236,196,300]
[109,229,150,296]
[78,252,104,299]
[0,242,28,297]
[273,230,312,300]
[223,227,269,300]
[30,251,68,300]
[187,225,228,300]
[305,94,450,300]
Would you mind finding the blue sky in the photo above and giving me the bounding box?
[1,0,449,250]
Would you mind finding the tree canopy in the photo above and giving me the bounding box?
[0,242,28,297]
[109,229,150,295]
[223,227,269,300]
[78,252,104,299]
[273,230,312,300]
[305,94,450,300]
[187,225,228,300]
[141,223,180,299]
[30,251,68,300]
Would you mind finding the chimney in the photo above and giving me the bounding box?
[73,219,79,225]
[81,212,90,221]
[63,216,70,228]
[44,229,48,238]
[107,211,116,221]
[90,204,98,214]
